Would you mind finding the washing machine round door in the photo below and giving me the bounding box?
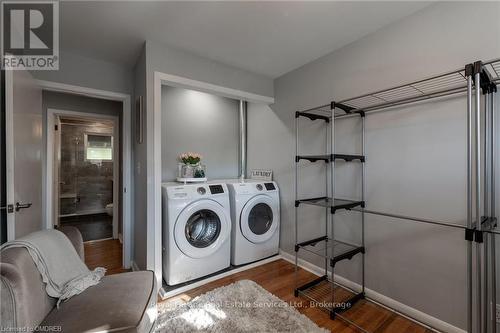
[174,200,230,258]
[240,195,278,244]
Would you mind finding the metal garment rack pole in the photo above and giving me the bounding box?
[325,108,330,277]
[294,111,299,297]
[484,84,497,333]
[330,104,336,315]
[485,85,498,333]
[352,208,466,230]
[490,89,497,333]
[361,110,366,294]
[466,69,474,333]
[475,69,483,333]
[484,86,490,333]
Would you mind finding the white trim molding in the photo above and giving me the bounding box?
[36,80,130,102]
[38,80,133,269]
[154,72,274,105]
[5,69,14,241]
[279,250,466,333]
[159,255,282,300]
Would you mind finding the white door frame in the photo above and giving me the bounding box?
[37,80,132,269]
[47,109,120,239]
[5,69,14,240]
[151,71,274,288]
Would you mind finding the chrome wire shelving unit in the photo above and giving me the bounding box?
[293,58,500,333]
[294,99,367,322]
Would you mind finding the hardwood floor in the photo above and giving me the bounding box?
[84,241,430,332]
[163,259,432,333]
[84,239,129,275]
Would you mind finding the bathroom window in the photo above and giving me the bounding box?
[84,133,113,161]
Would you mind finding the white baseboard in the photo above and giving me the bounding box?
[131,260,140,272]
[279,250,465,333]
[159,254,282,300]
[118,233,123,244]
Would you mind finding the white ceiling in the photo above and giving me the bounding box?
[60,1,431,78]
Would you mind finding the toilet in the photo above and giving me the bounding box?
[106,203,113,216]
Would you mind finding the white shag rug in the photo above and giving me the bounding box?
[156,280,328,333]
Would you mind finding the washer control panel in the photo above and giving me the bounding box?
[230,181,279,194]
[264,182,276,191]
[209,185,224,194]
[165,183,227,199]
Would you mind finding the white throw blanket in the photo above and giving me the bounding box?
[0,229,105,307]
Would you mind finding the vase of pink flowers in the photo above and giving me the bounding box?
[178,152,206,179]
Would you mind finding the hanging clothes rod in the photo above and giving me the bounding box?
[352,208,466,230]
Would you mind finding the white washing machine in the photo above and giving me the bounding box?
[225,179,280,265]
[162,182,231,285]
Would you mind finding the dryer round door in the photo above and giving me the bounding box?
[240,195,278,244]
[174,200,230,259]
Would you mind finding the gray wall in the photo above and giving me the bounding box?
[32,50,133,95]
[248,2,500,330]
[161,86,239,182]
[146,41,274,98]
[43,91,122,117]
[133,46,147,270]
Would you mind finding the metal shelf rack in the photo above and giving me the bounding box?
[293,58,499,333]
[294,100,367,321]
[297,197,364,214]
[295,236,364,268]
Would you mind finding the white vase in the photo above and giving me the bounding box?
[181,164,195,178]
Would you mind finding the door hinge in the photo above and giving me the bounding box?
[54,124,58,131]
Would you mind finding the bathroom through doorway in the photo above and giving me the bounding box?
[49,110,120,242]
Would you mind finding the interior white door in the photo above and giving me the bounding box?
[5,69,43,240]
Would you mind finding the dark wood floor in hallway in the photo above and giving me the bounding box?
[84,241,431,332]
[84,239,129,275]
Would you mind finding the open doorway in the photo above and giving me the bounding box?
[55,116,119,241]
[39,84,132,270]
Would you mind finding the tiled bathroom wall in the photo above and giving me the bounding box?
[59,121,114,216]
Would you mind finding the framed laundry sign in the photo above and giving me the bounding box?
[250,169,273,181]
